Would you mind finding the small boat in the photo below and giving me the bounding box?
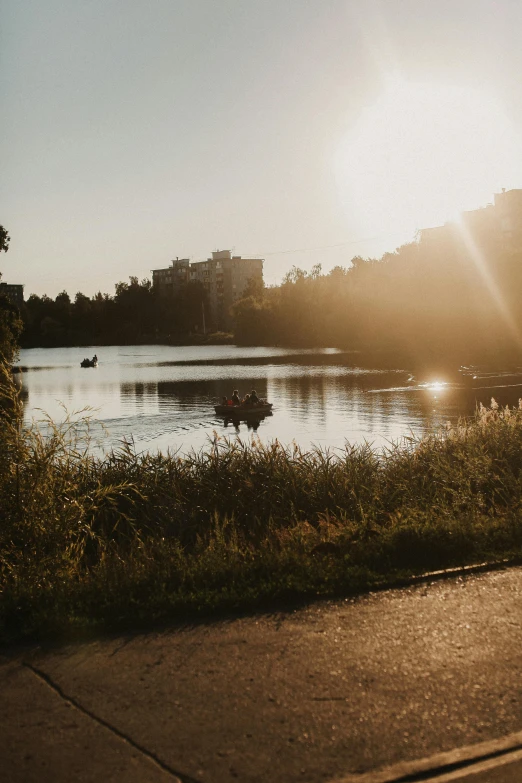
[80,358,98,368]
[459,367,522,388]
[214,402,273,416]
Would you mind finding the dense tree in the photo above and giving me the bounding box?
[21,276,212,347]
[231,295,277,345]
[232,240,522,365]
[0,225,23,364]
[0,226,10,254]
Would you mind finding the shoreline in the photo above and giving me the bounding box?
[2,398,522,644]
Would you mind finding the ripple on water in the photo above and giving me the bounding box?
[17,345,522,455]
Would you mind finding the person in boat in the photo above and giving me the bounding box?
[93,354,98,363]
[222,396,228,406]
[243,393,251,406]
[231,389,241,406]
[250,389,260,405]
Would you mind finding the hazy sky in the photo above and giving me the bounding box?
[2,0,522,298]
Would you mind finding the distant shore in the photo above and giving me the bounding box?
[19,330,236,350]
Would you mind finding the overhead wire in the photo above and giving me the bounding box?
[245,230,414,258]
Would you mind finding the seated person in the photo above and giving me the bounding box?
[231,389,241,406]
[250,389,260,404]
[243,393,251,405]
[222,396,228,406]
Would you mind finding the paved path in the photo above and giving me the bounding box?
[2,567,522,783]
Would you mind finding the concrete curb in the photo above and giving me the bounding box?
[369,556,522,595]
[333,729,522,782]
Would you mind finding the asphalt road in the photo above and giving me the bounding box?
[2,567,522,783]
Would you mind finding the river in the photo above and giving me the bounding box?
[14,345,522,457]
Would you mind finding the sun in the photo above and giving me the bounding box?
[335,78,522,243]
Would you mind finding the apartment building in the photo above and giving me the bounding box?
[151,258,190,296]
[420,188,522,254]
[0,282,24,307]
[152,250,263,331]
[190,250,263,330]
[495,188,522,251]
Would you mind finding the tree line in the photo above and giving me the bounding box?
[232,239,522,366]
[20,277,210,347]
[3,222,522,366]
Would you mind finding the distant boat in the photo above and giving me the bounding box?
[459,367,522,388]
[80,358,98,368]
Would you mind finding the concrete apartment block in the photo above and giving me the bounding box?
[0,283,24,307]
[152,250,263,331]
[420,188,522,255]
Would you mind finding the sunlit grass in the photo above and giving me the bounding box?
[2,362,522,643]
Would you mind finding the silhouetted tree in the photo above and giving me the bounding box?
[0,225,23,363]
[18,227,522,366]
[0,226,10,254]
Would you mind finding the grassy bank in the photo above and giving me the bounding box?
[2,366,522,643]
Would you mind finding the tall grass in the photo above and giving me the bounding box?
[2,363,522,642]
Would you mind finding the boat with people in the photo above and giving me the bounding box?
[214,388,272,416]
[80,355,98,368]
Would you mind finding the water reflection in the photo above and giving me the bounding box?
[15,345,522,456]
[221,413,271,434]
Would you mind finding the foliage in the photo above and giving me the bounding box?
[232,240,522,363]
[21,276,212,347]
[2,376,522,643]
[0,225,23,364]
[0,226,10,255]
[0,297,23,364]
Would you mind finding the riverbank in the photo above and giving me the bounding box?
[19,330,235,349]
[1,369,522,643]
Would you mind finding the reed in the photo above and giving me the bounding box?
[2,362,522,643]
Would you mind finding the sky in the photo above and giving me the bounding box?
[2,0,522,298]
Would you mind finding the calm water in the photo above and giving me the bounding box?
[14,345,522,456]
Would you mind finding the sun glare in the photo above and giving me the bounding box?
[336,79,522,242]
[424,381,447,392]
